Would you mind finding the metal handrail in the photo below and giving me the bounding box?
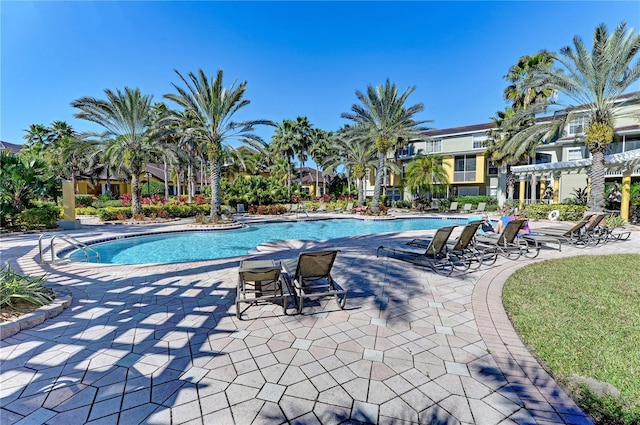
[38,233,100,265]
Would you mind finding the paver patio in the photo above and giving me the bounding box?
[1,215,638,424]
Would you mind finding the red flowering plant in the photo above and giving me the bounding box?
[195,195,208,205]
[120,193,132,206]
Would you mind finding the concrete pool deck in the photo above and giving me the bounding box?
[1,213,638,425]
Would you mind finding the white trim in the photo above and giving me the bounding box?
[511,148,640,174]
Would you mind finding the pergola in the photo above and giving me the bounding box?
[511,148,640,220]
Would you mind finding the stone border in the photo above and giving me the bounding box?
[0,287,73,340]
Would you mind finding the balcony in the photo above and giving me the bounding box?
[454,171,476,182]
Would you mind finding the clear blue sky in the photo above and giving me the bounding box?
[2,1,639,147]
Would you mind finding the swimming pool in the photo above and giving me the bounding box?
[68,217,464,265]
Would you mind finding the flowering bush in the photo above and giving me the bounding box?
[195,195,208,205]
[120,193,132,206]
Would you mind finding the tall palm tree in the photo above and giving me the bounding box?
[507,22,640,211]
[309,129,332,196]
[503,50,555,110]
[164,69,271,222]
[21,124,50,160]
[488,49,556,205]
[324,126,378,206]
[341,79,432,212]
[485,107,535,202]
[269,120,296,198]
[403,154,448,204]
[290,116,314,189]
[72,87,159,215]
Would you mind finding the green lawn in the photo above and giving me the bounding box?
[503,254,640,424]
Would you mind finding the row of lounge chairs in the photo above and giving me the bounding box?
[377,212,631,276]
[447,202,487,214]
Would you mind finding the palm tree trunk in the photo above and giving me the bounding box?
[287,160,292,198]
[358,177,365,206]
[210,158,222,222]
[131,174,141,215]
[163,159,169,199]
[589,150,605,211]
[372,152,385,212]
[187,163,193,203]
[106,166,112,197]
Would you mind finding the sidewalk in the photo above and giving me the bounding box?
[1,219,637,424]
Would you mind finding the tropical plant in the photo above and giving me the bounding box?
[403,154,448,202]
[1,153,60,227]
[0,264,53,308]
[72,87,160,215]
[505,22,640,211]
[341,79,432,212]
[164,69,271,222]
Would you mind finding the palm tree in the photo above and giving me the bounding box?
[507,22,640,211]
[324,126,378,207]
[503,51,555,110]
[403,154,448,206]
[72,87,159,215]
[21,124,50,160]
[488,49,556,205]
[485,107,534,202]
[290,116,314,189]
[341,79,432,212]
[309,129,332,196]
[269,120,296,198]
[164,69,271,222]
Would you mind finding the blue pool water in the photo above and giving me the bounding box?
[69,217,464,265]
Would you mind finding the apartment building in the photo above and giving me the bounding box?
[372,93,640,214]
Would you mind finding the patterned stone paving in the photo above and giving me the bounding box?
[1,216,638,424]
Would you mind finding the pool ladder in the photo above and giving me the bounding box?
[38,232,101,265]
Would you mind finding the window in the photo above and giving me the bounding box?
[472,133,487,149]
[487,159,499,176]
[569,116,587,135]
[425,139,442,153]
[457,186,479,196]
[535,153,552,164]
[454,155,476,182]
[567,147,583,161]
[397,145,414,158]
[624,135,640,152]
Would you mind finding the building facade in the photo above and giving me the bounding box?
[367,93,640,214]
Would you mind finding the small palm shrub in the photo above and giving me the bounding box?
[0,265,53,308]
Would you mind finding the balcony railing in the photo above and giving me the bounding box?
[453,171,476,182]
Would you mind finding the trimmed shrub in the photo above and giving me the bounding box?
[74,195,94,207]
[522,204,588,221]
[97,207,132,221]
[13,205,62,230]
[76,207,98,215]
[93,199,123,208]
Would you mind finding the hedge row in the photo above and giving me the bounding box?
[522,204,588,221]
[96,204,212,221]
